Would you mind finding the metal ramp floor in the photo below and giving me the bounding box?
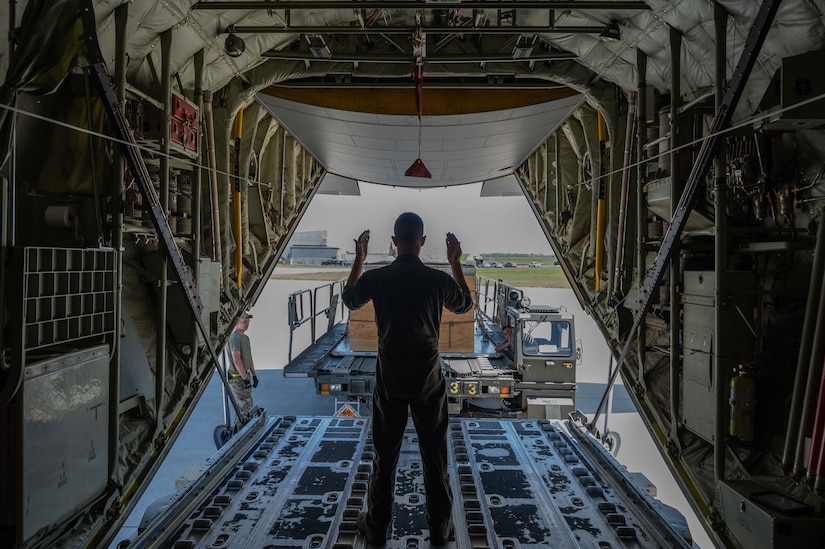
[132,416,691,548]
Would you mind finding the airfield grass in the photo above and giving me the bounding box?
[270,263,569,288]
[475,266,569,288]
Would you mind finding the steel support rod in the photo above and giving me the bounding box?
[636,48,648,391]
[595,111,607,292]
[266,79,570,90]
[810,353,825,486]
[554,132,561,228]
[197,1,650,9]
[155,28,171,429]
[108,0,127,484]
[587,0,782,432]
[234,25,603,34]
[261,51,577,62]
[203,91,222,265]
[784,213,825,470]
[233,110,243,288]
[0,140,7,381]
[713,0,729,484]
[668,25,682,442]
[543,140,548,214]
[1,102,19,411]
[192,49,204,369]
[794,226,825,477]
[611,91,636,301]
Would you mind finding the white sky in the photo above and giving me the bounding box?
[296,182,555,259]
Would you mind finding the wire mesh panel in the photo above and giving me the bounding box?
[22,247,116,350]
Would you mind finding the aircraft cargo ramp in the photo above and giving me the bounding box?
[127,415,691,548]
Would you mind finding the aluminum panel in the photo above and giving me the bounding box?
[257,93,585,187]
[681,351,716,442]
[22,345,109,541]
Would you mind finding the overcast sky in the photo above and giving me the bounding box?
[296,182,555,259]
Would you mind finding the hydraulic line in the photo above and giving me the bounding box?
[108,0,127,483]
[669,25,682,445]
[595,111,607,292]
[192,48,204,344]
[636,49,648,391]
[808,354,825,485]
[794,231,825,477]
[611,92,636,302]
[555,132,562,228]
[203,91,223,268]
[783,213,825,471]
[83,72,104,246]
[155,28,171,428]
[713,1,729,485]
[234,108,243,288]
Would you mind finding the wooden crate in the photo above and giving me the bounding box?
[349,265,475,352]
[349,316,378,351]
[438,319,476,353]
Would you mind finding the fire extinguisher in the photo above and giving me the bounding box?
[729,363,756,441]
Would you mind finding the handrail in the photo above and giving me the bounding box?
[288,289,312,329]
[475,276,497,322]
[287,289,312,363]
[287,278,347,362]
[312,279,345,342]
[476,275,523,327]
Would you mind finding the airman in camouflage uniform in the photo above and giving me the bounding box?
[227,312,259,418]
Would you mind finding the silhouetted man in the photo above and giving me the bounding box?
[343,212,473,546]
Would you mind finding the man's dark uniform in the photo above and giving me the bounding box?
[343,254,473,533]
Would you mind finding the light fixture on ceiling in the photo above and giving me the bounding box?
[512,36,534,60]
[306,35,331,59]
[224,26,245,57]
[599,21,621,42]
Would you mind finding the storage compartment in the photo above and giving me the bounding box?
[718,480,822,547]
[680,271,755,443]
[19,346,110,542]
[759,50,825,129]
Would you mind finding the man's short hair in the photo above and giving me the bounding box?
[394,212,424,246]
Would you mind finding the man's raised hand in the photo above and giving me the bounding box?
[446,232,462,265]
[354,230,370,261]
